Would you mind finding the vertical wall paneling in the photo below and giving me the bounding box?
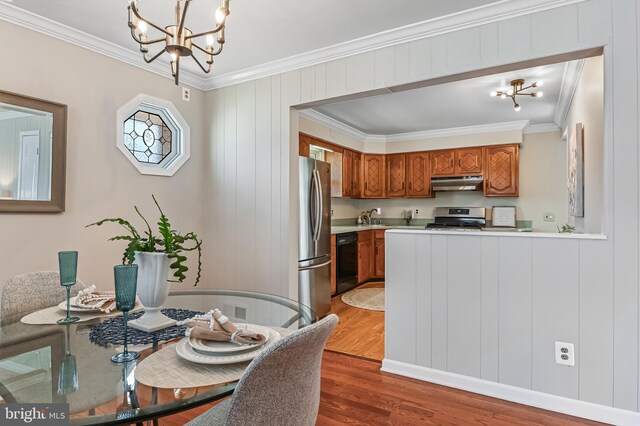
[385,233,417,364]
[325,59,347,99]
[373,46,395,88]
[446,27,481,71]
[346,52,375,95]
[578,0,613,44]
[255,78,273,293]
[480,23,499,63]
[299,66,315,104]
[408,37,432,83]
[480,236,500,382]
[579,239,614,406]
[415,234,432,368]
[222,85,238,289]
[612,0,639,411]
[208,89,226,285]
[498,237,533,389]
[430,35,447,75]
[531,5,579,52]
[394,43,410,84]
[270,75,282,295]
[431,234,448,370]
[531,238,580,399]
[447,235,482,378]
[236,82,257,291]
[497,15,533,59]
[313,62,327,102]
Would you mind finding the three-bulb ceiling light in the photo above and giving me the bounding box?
[128,0,230,85]
[490,79,543,111]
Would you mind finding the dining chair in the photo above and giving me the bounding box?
[0,271,87,325]
[186,314,339,426]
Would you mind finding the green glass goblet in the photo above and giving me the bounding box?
[57,251,80,324]
[112,264,140,363]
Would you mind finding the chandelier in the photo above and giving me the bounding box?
[128,0,230,85]
[490,79,543,111]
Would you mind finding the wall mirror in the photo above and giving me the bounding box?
[0,90,67,212]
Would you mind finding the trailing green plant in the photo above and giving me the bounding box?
[557,223,576,234]
[86,195,202,285]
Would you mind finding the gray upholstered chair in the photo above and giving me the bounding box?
[186,314,339,426]
[0,271,87,325]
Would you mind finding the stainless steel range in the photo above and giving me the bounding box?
[425,207,486,231]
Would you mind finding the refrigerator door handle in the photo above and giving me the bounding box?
[309,169,318,240]
[298,259,331,271]
[314,169,323,240]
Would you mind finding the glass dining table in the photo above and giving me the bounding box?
[0,290,317,425]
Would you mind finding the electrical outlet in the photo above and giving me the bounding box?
[543,212,555,222]
[414,208,420,217]
[182,87,191,102]
[331,209,334,217]
[555,341,575,366]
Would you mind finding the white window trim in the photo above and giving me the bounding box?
[116,94,190,176]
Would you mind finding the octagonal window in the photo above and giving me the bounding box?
[117,94,190,176]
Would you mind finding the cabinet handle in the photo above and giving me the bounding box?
[402,182,404,190]
[458,159,461,167]
[450,159,454,168]
[409,182,412,190]
[365,182,368,190]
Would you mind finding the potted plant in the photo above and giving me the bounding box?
[87,195,202,332]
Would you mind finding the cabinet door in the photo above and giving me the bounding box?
[386,154,406,198]
[352,152,362,198]
[456,147,483,175]
[330,234,337,295]
[484,145,519,197]
[358,240,372,283]
[407,152,431,197]
[362,154,385,198]
[431,150,455,176]
[342,149,354,197]
[374,237,385,277]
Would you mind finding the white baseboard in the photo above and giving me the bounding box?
[381,359,640,426]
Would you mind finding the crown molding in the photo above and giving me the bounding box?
[523,123,561,134]
[300,109,529,143]
[554,59,586,128]
[0,3,206,91]
[0,0,586,92]
[204,0,587,90]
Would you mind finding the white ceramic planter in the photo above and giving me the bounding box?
[128,251,176,332]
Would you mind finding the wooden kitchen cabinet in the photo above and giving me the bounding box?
[342,149,354,197]
[330,234,337,295]
[357,230,373,283]
[386,154,407,198]
[484,144,519,197]
[407,152,431,197]
[352,151,362,198]
[456,147,483,174]
[362,154,385,198]
[373,229,385,278]
[432,149,456,176]
[299,134,311,157]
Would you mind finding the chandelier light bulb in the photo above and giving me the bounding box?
[170,53,177,62]
[490,91,498,97]
[514,104,521,112]
[137,20,148,34]
[536,92,544,97]
[535,80,544,87]
[215,7,226,24]
[507,89,514,96]
[501,94,507,99]
[206,34,215,46]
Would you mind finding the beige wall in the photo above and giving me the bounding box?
[0,21,206,292]
[565,56,604,234]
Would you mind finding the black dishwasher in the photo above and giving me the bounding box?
[336,232,358,294]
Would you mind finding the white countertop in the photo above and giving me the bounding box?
[385,228,607,240]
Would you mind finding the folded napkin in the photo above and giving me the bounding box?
[176,309,267,346]
[74,285,116,313]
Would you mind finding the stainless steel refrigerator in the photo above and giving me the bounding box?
[298,157,332,317]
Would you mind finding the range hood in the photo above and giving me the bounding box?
[431,175,483,192]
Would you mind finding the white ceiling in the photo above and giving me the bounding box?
[4,0,497,77]
[309,61,572,135]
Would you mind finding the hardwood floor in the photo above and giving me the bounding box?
[325,281,385,360]
[157,351,604,425]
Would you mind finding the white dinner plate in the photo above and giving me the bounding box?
[187,323,270,354]
[176,327,281,365]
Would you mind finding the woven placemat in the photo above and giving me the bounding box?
[90,308,203,346]
[20,301,144,325]
[135,343,248,389]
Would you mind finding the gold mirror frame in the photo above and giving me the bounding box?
[0,90,67,213]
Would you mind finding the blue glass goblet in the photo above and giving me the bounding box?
[111,264,140,363]
[57,251,80,324]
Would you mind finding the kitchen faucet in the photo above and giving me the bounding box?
[368,208,381,225]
